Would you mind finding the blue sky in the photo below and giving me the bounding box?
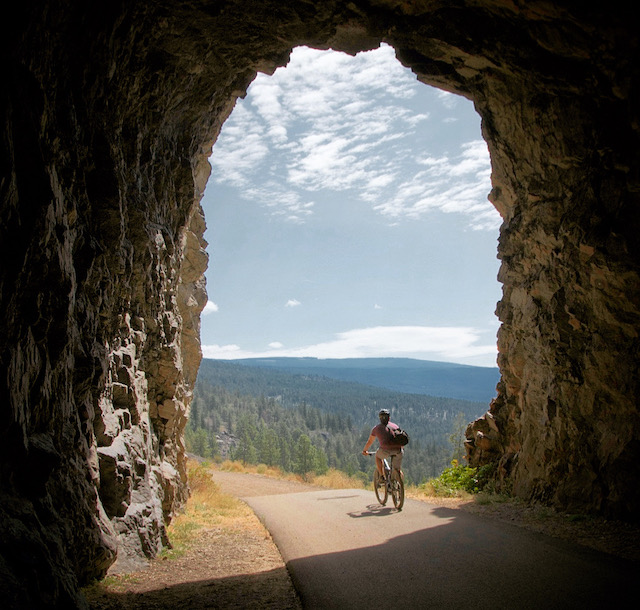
[199,44,502,367]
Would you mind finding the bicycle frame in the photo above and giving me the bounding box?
[365,451,404,510]
[382,455,395,478]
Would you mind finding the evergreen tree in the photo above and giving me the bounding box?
[279,435,292,472]
[294,434,315,475]
[258,427,280,466]
[313,443,329,475]
[448,412,468,462]
[235,414,258,464]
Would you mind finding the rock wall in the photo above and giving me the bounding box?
[465,78,640,517]
[1,3,211,605]
[0,1,638,607]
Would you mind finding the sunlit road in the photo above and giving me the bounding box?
[211,472,635,609]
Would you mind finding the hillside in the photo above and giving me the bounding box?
[223,357,499,402]
[196,359,491,426]
[190,359,492,484]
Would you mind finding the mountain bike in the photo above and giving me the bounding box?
[365,451,404,510]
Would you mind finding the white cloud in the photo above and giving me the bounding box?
[209,44,500,231]
[245,182,315,224]
[202,301,219,315]
[268,342,284,349]
[209,105,269,187]
[374,139,499,230]
[437,90,458,109]
[285,299,301,308]
[202,343,242,358]
[201,325,497,367]
[449,140,492,178]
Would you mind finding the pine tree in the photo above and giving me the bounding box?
[294,434,314,475]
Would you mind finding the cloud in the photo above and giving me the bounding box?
[209,44,500,231]
[245,182,315,224]
[202,344,243,358]
[202,301,219,315]
[437,90,458,109]
[268,342,284,349]
[201,325,497,367]
[374,139,499,230]
[209,105,269,187]
[285,299,301,308]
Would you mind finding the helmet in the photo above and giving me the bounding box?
[378,409,390,417]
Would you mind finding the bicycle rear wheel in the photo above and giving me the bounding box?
[374,469,388,505]
[390,470,404,510]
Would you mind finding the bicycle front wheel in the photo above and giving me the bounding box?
[390,470,404,510]
[374,469,388,505]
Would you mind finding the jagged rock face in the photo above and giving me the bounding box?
[1,1,638,607]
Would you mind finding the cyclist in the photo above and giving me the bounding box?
[362,408,404,481]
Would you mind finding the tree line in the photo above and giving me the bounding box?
[186,360,490,485]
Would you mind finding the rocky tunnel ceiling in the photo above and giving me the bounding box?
[1,1,639,607]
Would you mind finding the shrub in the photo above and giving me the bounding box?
[474,462,497,492]
[427,460,481,496]
[221,460,244,472]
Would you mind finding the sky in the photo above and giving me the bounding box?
[199,44,503,368]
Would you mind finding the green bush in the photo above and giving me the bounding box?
[474,462,496,491]
[427,460,483,496]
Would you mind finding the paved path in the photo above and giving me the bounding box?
[211,472,635,609]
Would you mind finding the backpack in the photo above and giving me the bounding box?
[387,425,409,446]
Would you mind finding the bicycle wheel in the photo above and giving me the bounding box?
[373,469,388,505]
[390,470,404,510]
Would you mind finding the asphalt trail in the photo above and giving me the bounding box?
[211,472,635,609]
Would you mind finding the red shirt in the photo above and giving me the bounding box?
[371,422,400,451]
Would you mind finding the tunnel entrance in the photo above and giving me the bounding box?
[2,2,638,607]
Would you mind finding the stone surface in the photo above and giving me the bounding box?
[0,1,638,607]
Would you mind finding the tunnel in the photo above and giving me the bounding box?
[1,1,638,607]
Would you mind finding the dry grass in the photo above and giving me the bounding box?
[82,459,302,609]
[161,460,260,560]
[310,469,367,489]
[216,460,367,489]
[219,460,297,481]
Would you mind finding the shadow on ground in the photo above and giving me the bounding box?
[83,567,301,610]
[286,505,637,610]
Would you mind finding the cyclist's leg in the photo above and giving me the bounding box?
[391,450,404,479]
[374,448,385,478]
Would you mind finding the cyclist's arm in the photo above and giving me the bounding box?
[362,433,376,455]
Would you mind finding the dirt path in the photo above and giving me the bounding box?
[84,470,640,609]
[84,527,300,610]
[209,470,321,498]
[83,473,319,610]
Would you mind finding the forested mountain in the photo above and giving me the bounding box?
[224,357,500,402]
[188,359,491,484]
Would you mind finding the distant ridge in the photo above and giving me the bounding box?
[222,357,499,403]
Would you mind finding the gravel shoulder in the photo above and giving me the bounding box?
[84,525,301,610]
[458,496,640,562]
[82,473,318,610]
